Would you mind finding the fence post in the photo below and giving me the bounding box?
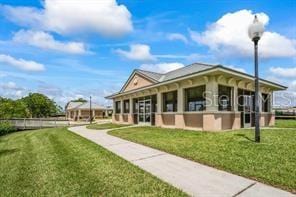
[55,119,57,128]
[24,118,26,130]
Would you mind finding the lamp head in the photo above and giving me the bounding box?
[248,15,265,41]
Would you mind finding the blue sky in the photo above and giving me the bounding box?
[0,0,295,107]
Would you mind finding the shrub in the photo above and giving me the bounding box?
[0,121,16,136]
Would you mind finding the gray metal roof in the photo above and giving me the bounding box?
[160,63,214,82]
[66,101,84,110]
[136,69,164,81]
[66,101,107,110]
[78,102,106,109]
[107,62,287,99]
[137,63,214,83]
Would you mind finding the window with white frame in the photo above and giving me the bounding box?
[218,85,233,111]
[123,99,130,113]
[185,85,206,111]
[163,91,177,112]
[115,101,121,114]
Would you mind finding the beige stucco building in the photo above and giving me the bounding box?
[65,101,109,121]
[106,63,286,131]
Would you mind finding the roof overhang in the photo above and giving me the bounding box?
[67,107,107,110]
[106,66,287,99]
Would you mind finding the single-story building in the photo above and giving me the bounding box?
[106,63,287,131]
[274,107,296,117]
[65,101,109,121]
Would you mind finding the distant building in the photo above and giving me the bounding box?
[65,101,110,121]
[274,107,296,116]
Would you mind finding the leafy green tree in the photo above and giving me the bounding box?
[71,98,87,102]
[0,97,30,119]
[21,93,62,118]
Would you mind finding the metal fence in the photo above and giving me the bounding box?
[0,118,72,130]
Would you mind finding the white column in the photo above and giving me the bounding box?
[120,99,124,114]
[113,99,116,113]
[205,76,218,111]
[157,92,162,113]
[269,92,273,112]
[259,92,263,112]
[74,111,77,120]
[233,86,238,111]
[129,97,133,114]
[177,88,184,113]
[128,97,134,124]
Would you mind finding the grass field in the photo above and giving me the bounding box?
[109,127,296,192]
[0,128,185,196]
[86,123,129,130]
[274,119,296,128]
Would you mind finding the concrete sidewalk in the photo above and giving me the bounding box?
[69,126,294,197]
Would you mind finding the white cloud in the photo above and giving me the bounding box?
[0,82,19,90]
[167,33,188,44]
[13,30,88,54]
[2,0,133,37]
[189,9,296,58]
[0,54,45,72]
[115,44,156,61]
[0,81,26,99]
[140,62,184,73]
[270,67,296,78]
[290,81,296,91]
[265,70,296,107]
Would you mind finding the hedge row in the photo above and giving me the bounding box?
[0,121,16,136]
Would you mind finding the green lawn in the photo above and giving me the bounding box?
[86,123,129,130]
[109,127,296,192]
[275,119,296,128]
[0,128,185,196]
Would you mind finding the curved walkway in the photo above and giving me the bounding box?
[69,126,294,197]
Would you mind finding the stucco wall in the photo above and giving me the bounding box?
[221,112,241,130]
[124,74,154,92]
[122,114,129,122]
[81,110,90,116]
[112,112,275,131]
[114,114,120,122]
[184,113,203,128]
[260,112,275,126]
[94,110,103,116]
[162,114,175,126]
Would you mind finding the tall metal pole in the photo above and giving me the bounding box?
[254,38,260,142]
[90,96,92,124]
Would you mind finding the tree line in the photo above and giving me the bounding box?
[0,93,63,119]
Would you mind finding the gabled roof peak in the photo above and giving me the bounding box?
[134,62,216,83]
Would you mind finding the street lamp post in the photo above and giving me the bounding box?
[248,15,265,143]
[89,96,92,124]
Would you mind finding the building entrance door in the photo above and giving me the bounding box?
[138,98,151,125]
